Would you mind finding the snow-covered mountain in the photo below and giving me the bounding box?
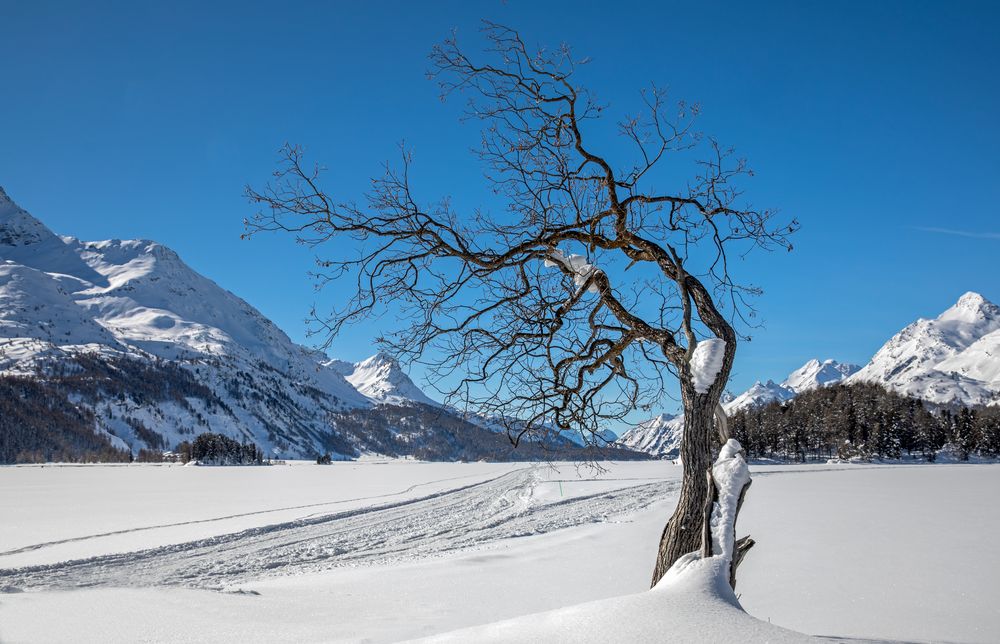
[0,188,382,458]
[327,353,438,407]
[847,292,1000,406]
[723,359,860,413]
[724,380,796,413]
[782,358,860,393]
[619,292,1000,458]
[618,359,859,458]
[0,188,647,463]
[616,413,685,457]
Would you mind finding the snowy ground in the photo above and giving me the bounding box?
[1,460,998,643]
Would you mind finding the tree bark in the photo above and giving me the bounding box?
[654,427,756,591]
[650,389,717,586]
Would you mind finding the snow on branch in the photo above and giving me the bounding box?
[543,249,601,295]
[690,338,727,394]
[657,438,754,593]
[709,439,751,560]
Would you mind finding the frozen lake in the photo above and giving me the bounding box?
[1,460,997,642]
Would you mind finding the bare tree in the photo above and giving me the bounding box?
[245,22,796,587]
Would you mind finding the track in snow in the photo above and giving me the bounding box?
[0,468,504,558]
[0,468,677,592]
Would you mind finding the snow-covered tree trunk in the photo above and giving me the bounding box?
[650,391,719,585]
[650,325,740,587]
[655,437,755,592]
[703,438,755,589]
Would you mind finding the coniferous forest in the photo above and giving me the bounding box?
[730,382,1000,462]
[4,355,999,465]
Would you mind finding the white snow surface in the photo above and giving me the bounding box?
[690,337,726,394]
[1,461,997,643]
[418,555,809,644]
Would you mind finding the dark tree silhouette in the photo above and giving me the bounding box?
[245,22,796,586]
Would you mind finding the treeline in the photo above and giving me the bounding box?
[1,353,229,463]
[330,403,650,462]
[178,432,266,465]
[133,432,267,465]
[730,382,1000,462]
[0,375,131,463]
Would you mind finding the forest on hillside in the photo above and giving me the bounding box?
[0,355,240,464]
[731,382,1000,462]
[5,354,999,465]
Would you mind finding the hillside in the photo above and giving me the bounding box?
[0,188,643,463]
[847,292,1000,406]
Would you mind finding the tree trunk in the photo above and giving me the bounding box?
[649,389,717,587]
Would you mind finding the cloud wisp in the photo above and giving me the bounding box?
[915,226,1000,240]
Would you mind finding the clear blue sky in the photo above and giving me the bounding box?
[2,0,998,399]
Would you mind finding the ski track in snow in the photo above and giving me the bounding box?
[0,468,678,592]
[0,468,508,558]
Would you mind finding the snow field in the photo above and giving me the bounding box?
[0,461,997,643]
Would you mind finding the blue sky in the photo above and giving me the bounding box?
[2,0,999,399]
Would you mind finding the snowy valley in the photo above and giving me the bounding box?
[4,5,1000,643]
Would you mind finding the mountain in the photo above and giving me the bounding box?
[782,358,860,393]
[725,380,796,413]
[618,359,859,458]
[619,292,1000,458]
[327,353,438,407]
[616,413,685,458]
[847,292,1000,406]
[0,189,382,460]
[1,189,645,463]
[723,359,860,414]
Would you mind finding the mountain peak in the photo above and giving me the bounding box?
[359,351,399,368]
[343,353,437,406]
[940,291,999,322]
[0,189,55,247]
[956,291,987,307]
[782,358,859,394]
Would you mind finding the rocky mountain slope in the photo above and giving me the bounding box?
[0,188,643,463]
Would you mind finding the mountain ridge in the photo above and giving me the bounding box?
[0,190,465,461]
[846,291,1000,407]
[617,358,859,458]
[0,188,650,464]
[619,292,1000,458]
